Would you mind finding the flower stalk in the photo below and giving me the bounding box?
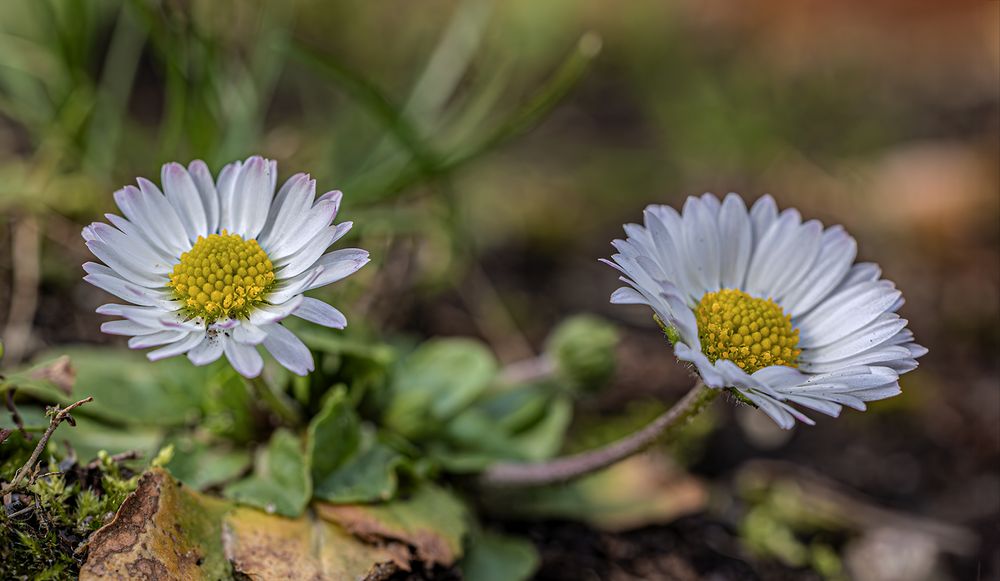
[478,380,718,488]
[246,375,302,427]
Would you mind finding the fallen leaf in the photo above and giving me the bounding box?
[316,483,469,567]
[81,469,429,580]
[222,506,407,580]
[28,355,76,395]
[82,468,232,580]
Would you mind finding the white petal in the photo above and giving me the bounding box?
[681,196,721,294]
[797,281,901,348]
[216,160,243,234]
[147,332,204,361]
[261,323,314,376]
[230,156,273,238]
[187,160,220,234]
[305,248,370,291]
[113,186,187,257]
[104,214,175,262]
[232,321,268,345]
[84,272,175,308]
[258,174,316,250]
[699,192,721,214]
[749,194,778,247]
[129,330,189,349]
[800,314,908,363]
[101,319,160,336]
[86,240,165,288]
[746,211,822,300]
[293,297,347,329]
[780,395,842,418]
[277,227,344,280]
[187,334,225,366]
[718,193,752,289]
[781,227,857,317]
[268,199,341,261]
[268,268,325,305]
[137,178,191,250]
[97,303,203,333]
[799,345,914,374]
[644,206,698,300]
[224,340,264,378]
[162,162,208,241]
[674,343,726,388]
[836,262,881,290]
[610,286,647,305]
[741,390,803,429]
[85,222,171,275]
[249,294,305,326]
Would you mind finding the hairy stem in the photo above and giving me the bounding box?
[246,375,301,427]
[478,381,717,488]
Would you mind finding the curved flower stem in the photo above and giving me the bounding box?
[245,375,301,427]
[478,381,718,488]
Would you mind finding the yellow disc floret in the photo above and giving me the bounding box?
[167,231,276,323]
[694,288,800,374]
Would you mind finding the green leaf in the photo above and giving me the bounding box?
[435,394,573,472]
[307,388,361,480]
[224,429,310,517]
[314,428,407,503]
[308,388,408,503]
[385,338,497,438]
[29,347,207,427]
[163,436,252,491]
[60,414,164,460]
[460,530,539,581]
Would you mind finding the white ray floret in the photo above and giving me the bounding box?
[83,156,369,378]
[605,193,925,428]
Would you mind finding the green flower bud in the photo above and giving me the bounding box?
[546,315,620,393]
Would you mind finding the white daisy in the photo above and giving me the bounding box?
[605,193,926,429]
[82,156,369,378]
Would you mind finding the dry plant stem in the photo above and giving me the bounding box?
[3,214,41,363]
[479,381,718,488]
[1,397,93,494]
[246,375,301,427]
[498,354,556,386]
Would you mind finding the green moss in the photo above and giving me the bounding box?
[1,434,138,579]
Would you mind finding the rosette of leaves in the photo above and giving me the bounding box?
[380,338,574,473]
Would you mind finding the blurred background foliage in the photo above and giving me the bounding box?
[0,0,997,579]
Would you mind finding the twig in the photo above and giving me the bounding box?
[86,450,141,470]
[1,397,93,495]
[478,381,717,488]
[5,387,30,440]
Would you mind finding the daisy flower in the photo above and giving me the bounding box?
[605,193,925,428]
[82,156,369,378]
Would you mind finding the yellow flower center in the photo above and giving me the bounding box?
[694,288,800,374]
[167,231,276,323]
